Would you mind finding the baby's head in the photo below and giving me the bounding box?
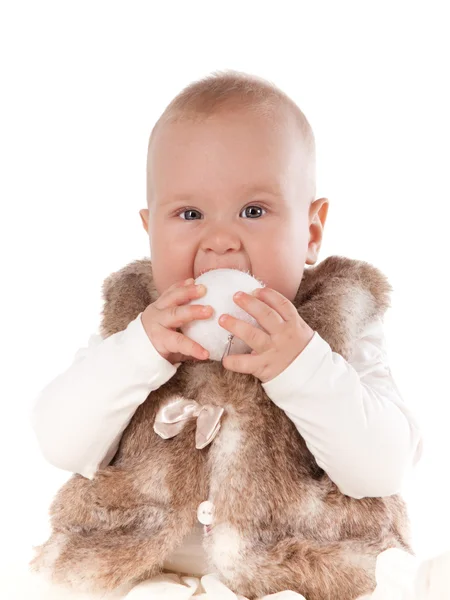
[140,70,328,302]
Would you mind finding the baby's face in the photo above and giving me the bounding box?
[141,107,327,302]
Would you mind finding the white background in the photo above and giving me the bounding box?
[1,0,449,570]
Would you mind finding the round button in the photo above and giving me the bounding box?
[197,501,214,525]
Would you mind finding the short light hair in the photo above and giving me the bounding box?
[147,69,316,204]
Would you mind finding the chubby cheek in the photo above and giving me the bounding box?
[250,245,306,303]
[150,241,194,295]
[258,270,304,303]
[152,264,190,296]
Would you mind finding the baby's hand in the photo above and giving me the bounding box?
[141,278,213,365]
[219,287,315,383]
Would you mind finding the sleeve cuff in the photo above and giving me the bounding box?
[262,331,330,398]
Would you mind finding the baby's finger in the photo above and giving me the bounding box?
[172,278,194,288]
[157,283,207,310]
[169,278,193,290]
[162,303,213,330]
[165,277,195,294]
[165,329,209,361]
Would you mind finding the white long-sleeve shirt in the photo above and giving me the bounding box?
[30,313,423,576]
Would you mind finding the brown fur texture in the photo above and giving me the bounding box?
[30,255,413,599]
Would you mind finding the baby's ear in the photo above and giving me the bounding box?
[139,208,149,232]
[305,243,319,265]
[306,198,329,264]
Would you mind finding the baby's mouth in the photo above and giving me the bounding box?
[199,266,253,277]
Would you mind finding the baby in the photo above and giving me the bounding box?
[31,70,423,585]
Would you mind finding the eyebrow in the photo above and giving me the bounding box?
[161,183,284,205]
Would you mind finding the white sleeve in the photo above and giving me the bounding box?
[261,317,423,499]
[30,313,180,480]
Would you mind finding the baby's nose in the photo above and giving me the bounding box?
[200,227,242,254]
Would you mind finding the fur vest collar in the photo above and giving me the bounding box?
[33,256,412,600]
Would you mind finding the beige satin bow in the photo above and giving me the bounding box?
[154,396,224,449]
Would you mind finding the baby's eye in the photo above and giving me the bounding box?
[177,205,266,220]
[179,208,202,220]
[240,205,266,219]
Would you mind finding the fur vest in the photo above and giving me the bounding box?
[31,255,412,600]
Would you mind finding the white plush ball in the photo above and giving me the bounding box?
[180,268,265,361]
